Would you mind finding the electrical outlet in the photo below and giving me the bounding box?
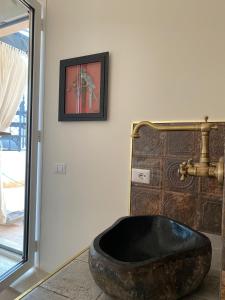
[131,168,150,184]
[55,163,67,174]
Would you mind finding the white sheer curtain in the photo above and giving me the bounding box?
[0,41,28,224]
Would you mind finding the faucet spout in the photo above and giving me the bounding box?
[132,121,201,138]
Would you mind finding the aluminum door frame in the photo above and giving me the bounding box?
[0,0,42,290]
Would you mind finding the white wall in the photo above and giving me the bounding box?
[40,0,225,271]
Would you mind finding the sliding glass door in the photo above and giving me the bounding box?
[0,0,41,289]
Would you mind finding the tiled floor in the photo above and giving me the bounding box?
[21,249,220,300]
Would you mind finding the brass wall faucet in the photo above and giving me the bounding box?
[132,117,224,184]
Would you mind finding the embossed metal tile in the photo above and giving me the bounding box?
[131,187,161,215]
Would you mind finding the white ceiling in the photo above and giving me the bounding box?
[0,0,28,24]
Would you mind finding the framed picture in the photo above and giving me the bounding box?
[58,52,109,121]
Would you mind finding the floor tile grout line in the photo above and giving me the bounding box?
[74,258,88,263]
[39,285,72,299]
[96,292,103,299]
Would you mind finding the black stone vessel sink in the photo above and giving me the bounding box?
[89,215,212,300]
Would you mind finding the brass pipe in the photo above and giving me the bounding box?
[200,132,209,165]
[132,121,202,138]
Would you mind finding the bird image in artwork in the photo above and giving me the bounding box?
[67,66,98,113]
[80,67,98,110]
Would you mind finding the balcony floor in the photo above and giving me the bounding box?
[0,248,21,277]
[0,220,23,252]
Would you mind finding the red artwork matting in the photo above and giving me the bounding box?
[65,62,101,114]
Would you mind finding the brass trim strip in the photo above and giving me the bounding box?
[128,122,134,216]
[15,247,89,299]
[132,119,225,124]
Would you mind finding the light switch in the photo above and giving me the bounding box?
[55,163,67,174]
[132,168,150,184]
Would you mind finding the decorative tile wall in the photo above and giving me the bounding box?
[130,122,225,235]
[220,162,225,299]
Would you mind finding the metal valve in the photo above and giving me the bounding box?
[178,161,188,181]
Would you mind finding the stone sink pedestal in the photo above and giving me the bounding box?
[89,215,212,300]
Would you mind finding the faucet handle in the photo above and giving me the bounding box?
[178,161,188,181]
[187,159,193,166]
[180,173,186,181]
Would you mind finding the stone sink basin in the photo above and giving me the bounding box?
[89,215,212,300]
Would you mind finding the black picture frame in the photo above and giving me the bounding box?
[58,52,109,121]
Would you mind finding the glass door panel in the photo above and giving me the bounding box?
[0,0,41,284]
